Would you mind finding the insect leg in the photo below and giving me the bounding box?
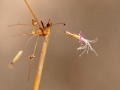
[12,33,33,37]
[8,35,36,69]
[28,36,39,81]
[8,24,36,27]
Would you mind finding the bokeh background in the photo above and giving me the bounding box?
[1,0,120,90]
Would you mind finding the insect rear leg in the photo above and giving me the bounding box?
[28,36,39,80]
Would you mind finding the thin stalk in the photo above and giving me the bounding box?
[34,26,51,90]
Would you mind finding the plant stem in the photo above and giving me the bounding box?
[34,27,51,90]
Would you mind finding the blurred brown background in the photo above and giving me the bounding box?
[1,0,120,90]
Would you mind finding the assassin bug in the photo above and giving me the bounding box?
[8,19,65,69]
